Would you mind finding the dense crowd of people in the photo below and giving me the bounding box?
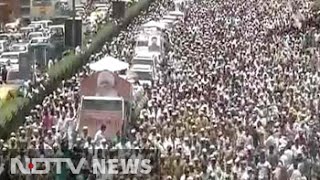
[0,0,172,179]
[2,0,320,179]
[148,0,320,179]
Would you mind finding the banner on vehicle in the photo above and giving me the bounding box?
[80,71,132,101]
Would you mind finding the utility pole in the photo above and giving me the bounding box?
[44,47,47,67]
[33,47,36,83]
[72,0,76,49]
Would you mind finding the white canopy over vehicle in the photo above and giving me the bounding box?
[89,56,129,72]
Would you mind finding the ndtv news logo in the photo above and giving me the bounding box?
[11,158,153,175]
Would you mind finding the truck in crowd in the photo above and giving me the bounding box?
[77,71,132,140]
[75,9,186,140]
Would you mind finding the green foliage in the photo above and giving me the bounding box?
[0,0,154,139]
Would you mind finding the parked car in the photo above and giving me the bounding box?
[0,51,20,64]
[10,43,30,53]
[0,40,10,54]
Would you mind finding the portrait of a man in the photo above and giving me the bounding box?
[148,36,161,52]
[95,71,119,97]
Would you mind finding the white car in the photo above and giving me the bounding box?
[30,20,53,29]
[20,26,36,35]
[6,64,23,84]
[75,5,85,16]
[28,23,44,31]
[0,33,11,41]
[0,52,20,64]
[75,4,85,9]
[10,43,29,53]
[29,37,51,46]
[132,51,159,67]
[76,8,85,17]
[130,64,155,86]
[28,32,45,40]
[159,19,177,26]
[134,34,149,52]
[0,40,10,54]
[49,25,65,43]
[96,7,109,19]
[142,21,166,30]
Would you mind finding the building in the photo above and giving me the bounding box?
[0,0,20,22]
[0,3,9,28]
[30,0,56,19]
[20,0,31,18]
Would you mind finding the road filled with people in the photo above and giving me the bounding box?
[0,0,174,179]
[2,0,320,179]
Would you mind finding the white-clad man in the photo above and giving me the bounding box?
[94,124,107,147]
[257,152,271,180]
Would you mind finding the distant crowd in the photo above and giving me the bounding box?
[2,0,320,179]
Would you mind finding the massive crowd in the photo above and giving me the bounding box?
[150,0,320,179]
[1,0,320,179]
[0,0,172,179]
